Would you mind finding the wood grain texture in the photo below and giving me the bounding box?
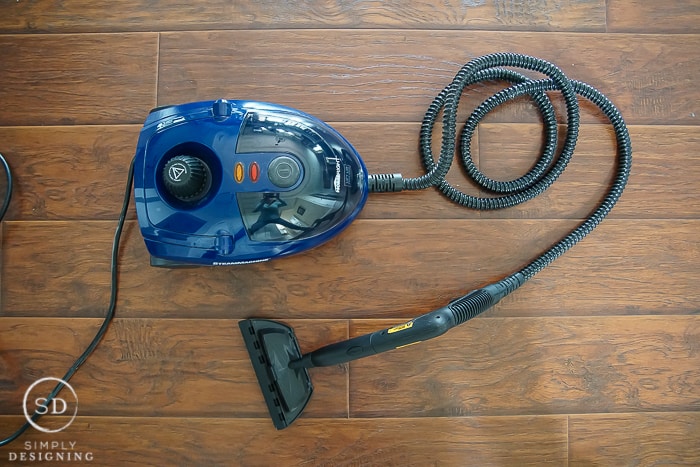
[0,122,450,221]
[158,30,700,125]
[1,123,697,221]
[0,34,158,126]
[0,126,140,221]
[0,318,347,419]
[608,0,700,33]
[479,124,700,220]
[349,317,700,417]
[4,0,697,35]
[569,412,700,466]
[0,0,606,33]
[2,219,697,318]
[0,316,700,418]
[0,416,568,466]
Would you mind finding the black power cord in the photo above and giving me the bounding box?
[369,53,632,309]
[0,153,12,221]
[0,157,135,447]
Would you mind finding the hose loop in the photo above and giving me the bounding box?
[403,53,632,286]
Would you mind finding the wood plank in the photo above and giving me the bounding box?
[158,30,700,125]
[0,34,158,126]
[569,412,700,466]
[608,0,700,33]
[1,219,697,318]
[478,124,700,219]
[493,219,699,315]
[0,0,606,33]
[0,126,140,221]
[0,318,348,419]
[349,316,700,417]
[0,416,568,466]
[0,123,460,221]
[0,123,696,221]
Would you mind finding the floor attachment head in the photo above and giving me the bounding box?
[238,319,313,429]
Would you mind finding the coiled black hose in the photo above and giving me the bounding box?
[369,52,632,296]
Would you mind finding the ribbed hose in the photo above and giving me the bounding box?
[369,52,632,292]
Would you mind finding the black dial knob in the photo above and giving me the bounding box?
[162,155,211,203]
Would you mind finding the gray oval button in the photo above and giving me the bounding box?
[268,156,301,188]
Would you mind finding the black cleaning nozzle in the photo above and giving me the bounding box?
[238,274,524,429]
[238,319,313,430]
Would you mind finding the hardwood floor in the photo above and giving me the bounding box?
[1,1,698,465]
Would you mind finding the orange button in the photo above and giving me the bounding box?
[249,162,260,182]
[234,162,244,183]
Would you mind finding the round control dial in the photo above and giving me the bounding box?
[162,155,212,203]
[268,156,301,188]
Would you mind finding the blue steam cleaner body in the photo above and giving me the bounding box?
[133,99,368,267]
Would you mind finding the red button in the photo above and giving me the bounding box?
[249,162,260,182]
